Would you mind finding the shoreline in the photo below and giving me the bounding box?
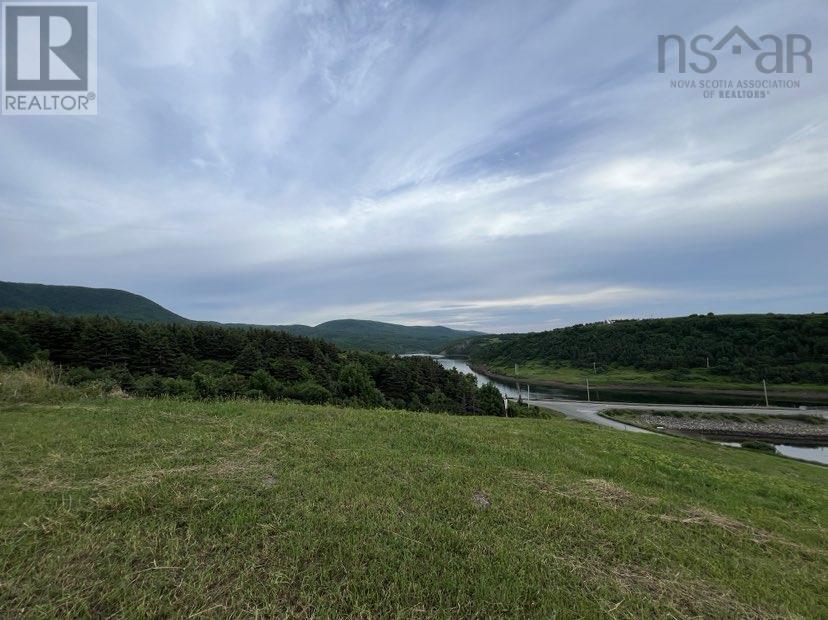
[599,412,828,445]
[468,363,828,404]
[596,411,828,466]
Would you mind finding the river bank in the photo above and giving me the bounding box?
[597,409,828,465]
[601,410,828,444]
[436,357,828,464]
[468,363,828,405]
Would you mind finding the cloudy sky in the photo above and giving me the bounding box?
[1,0,826,332]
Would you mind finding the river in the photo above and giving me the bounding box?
[432,356,828,466]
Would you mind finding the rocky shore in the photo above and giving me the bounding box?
[635,414,828,442]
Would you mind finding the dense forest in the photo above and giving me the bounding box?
[0,281,482,354]
[0,311,504,416]
[447,314,828,385]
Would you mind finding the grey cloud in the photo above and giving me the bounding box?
[1,0,826,332]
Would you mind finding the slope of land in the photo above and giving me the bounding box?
[0,396,825,617]
[0,282,481,353]
[227,319,484,354]
[448,313,828,393]
[281,319,483,354]
[0,281,187,324]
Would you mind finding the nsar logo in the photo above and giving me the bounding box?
[658,25,812,74]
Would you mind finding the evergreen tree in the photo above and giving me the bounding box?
[336,363,385,407]
[0,325,35,364]
[234,344,264,376]
[478,383,506,417]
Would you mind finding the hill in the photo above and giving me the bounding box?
[446,313,828,388]
[0,282,483,353]
[0,281,187,324]
[1,393,825,616]
[276,319,483,354]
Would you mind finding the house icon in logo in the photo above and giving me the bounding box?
[712,26,760,56]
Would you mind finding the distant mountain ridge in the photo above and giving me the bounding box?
[275,319,484,354]
[0,281,483,354]
[0,281,188,324]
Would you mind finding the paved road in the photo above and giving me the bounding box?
[529,399,828,433]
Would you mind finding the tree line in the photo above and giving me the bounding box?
[0,311,505,415]
[450,314,828,384]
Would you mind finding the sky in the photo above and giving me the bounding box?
[1,0,826,333]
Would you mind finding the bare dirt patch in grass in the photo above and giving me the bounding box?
[14,451,274,495]
[513,472,654,509]
[608,564,782,619]
[659,507,826,559]
[472,490,491,508]
[580,478,636,506]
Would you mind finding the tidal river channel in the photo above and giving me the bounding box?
[431,356,828,466]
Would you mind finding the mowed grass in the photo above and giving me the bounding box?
[1,398,826,618]
[490,361,828,393]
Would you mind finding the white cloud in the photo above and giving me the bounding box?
[1,0,826,331]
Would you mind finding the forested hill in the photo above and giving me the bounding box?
[0,281,188,324]
[446,314,828,385]
[0,282,482,354]
[273,320,484,354]
[213,320,483,355]
[0,311,504,415]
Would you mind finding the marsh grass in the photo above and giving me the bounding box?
[490,361,828,393]
[0,362,108,404]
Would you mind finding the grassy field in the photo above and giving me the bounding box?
[1,397,827,617]
[488,361,828,393]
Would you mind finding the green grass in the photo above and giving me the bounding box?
[1,397,826,617]
[490,361,828,393]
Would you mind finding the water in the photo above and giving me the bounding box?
[710,440,828,465]
[434,357,825,408]
[436,357,522,398]
[431,356,828,466]
[704,438,828,465]
[435,357,739,404]
[775,445,828,464]
[436,356,602,401]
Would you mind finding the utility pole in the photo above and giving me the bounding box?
[586,378,591,402]
[763,379,769,407]
[706,357,710,369]
[593,362,597,374]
